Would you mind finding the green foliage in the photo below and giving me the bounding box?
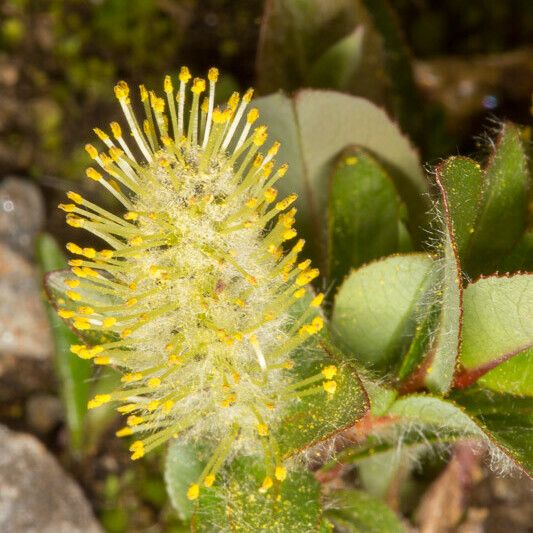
[332,254,433,371]
[328,147,407,286]
[326,489,406,532]
[255,90,427,269]
[194,457,322,532]
[277,341,369,457]
[436,124,530,277]
[36,233,91,453]
[458,275,533,396]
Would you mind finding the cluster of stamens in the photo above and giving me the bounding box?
[55,67,337,500]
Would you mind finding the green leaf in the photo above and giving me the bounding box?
[435,124,530,277]
[165,442,207,522]
[307,26,364,90]
[423,172,463,394]
[36,233,91,453]
[457,275,533,395]
[468,124,529,275]
[332,254,433,371]
[328,147,406,286]
[389,393,533,475]
[254,90,427,270]
[326,489,406,532]
[277,337,369,458]
[195,456,322,532]
[452,388,533,474]
[359,0,420,135]
[256,0,389,102]
[44,268,119,346]
[434,157,484,260]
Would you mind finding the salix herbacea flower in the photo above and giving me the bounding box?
[55,67,337,500]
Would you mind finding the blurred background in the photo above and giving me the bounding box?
[0,1,532,532]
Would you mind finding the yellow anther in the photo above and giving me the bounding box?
[86,167,102,181]
[126,298,137,307]
[345,156,358,165]
[77,306,94,315]
[243,88,254,103]
[191,78,206,94]
[275,466,287,481]
[73,319,90,330]
[58,309,75,319]
[116,427,133,437]
[162,400,174,413]
[282,229,297,241]
[127,415,144,427]
[179,66,191,83]
[293,288,306,299]
[247,108,259,123]
[311,293,324,308]
[277,163,289,177]
[102,317,117,328]
[267,141,280,157]
[323,380,337,395]
[276,194,298,211]
[110,121,122,138]
[94,356,110,365]
[148,400,160,411]
[121,372,143,383]
[129,236,143,246]
[246,198,258,208]
[148,377,161,388]
[69,259,83,266]
[253,126,268,146]
[259,477,273,493]
[212,107,227,124]
[67,191,83,204]
[312,316,324,332]
[139,84,149,102]
[64,279,80,289]
[93,127,109,141]
[295,268,320,286]
[187,483,200,501]
[208,67,219,82]
[200,97,209,113]
[117,403,137,414]
[204,474,216,487]
[283,360,294,370]
[100,249,114,259]
[298,260,311,271]
[82,247,96,258]
[85,144,98,159]
[264,188,278,203]
[228,91,240,110]
[151,93,165,113]
[58,203,76,213]
[124,211,139,221]
[131,442,145,460]
[66,242,83,255]
[82,266,98,278]
[322,365,338,380]
[114,81,130,101]
[257,423,269,437]
[163,75,174,94]
[109,146,123,162]
[66,290,81,301]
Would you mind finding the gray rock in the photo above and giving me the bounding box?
[0,425,103,533]
[0,243,52,360]
[0,177,45,259]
